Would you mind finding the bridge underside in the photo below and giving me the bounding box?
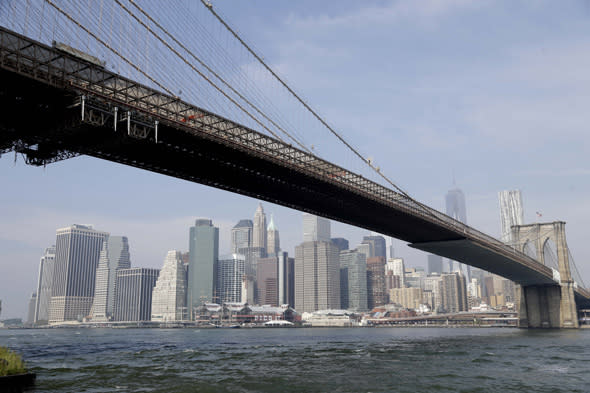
[1,67,589,308]
[0,68,465,246]
[410,240,555,286]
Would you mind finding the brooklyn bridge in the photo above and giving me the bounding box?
[0,1,588,328]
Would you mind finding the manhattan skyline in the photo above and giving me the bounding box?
[1,0,590,319]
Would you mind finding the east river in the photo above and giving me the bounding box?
[1,327,589,392]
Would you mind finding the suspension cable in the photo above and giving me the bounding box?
[199,0,444,222]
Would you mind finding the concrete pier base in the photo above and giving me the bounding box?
[518,284,578,328]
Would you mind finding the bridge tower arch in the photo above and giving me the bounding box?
[511,221,578,328]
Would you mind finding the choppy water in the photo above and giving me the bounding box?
[1,327,589,392]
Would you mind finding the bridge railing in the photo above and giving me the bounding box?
[0,26,567,286]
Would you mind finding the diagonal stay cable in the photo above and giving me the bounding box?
[126,0,311,154]
[113,0,292,147]
[44,0,176,97]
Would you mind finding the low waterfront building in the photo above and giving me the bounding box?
[194,302,294,324]
[301,309,356,327]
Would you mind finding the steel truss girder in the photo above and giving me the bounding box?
[1,26,582,296]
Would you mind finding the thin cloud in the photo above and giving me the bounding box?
[516,168,590,177]
[286,0,485,30]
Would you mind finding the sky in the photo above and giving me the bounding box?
[1,0,590,319]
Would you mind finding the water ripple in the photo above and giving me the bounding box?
[1,327,590,392]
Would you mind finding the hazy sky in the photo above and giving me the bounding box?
[1,0,590,319]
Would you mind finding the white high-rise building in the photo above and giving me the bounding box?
[467,278,481,299]
[498,190,524,244]
[295,241,340,312]
[253,204,267,254]
[48,224,108,323]
[217,254,246,304]
[34,246,56,325]
[91,236,130,322]
[151,251,187,322]
[356,243,371,260]
[267,214,280,256]
[302,214,331,242]
[423,275,442,311]
[388,258,406,288]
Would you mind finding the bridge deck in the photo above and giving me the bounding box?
[0,26,588,297]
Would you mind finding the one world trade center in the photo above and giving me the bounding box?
[445,186,471,281]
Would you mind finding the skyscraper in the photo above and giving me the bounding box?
[389,258,406,288]
[366,256,387,309]
[151,251,187,322]
[331,238,349,252]
[498,190,524,244]
[440,272,468,313]
[255,251,294,307]
[91,236,131,322]
[356,243,371,260]
[257,256,279,306]
[238,246,265,281]
[302,214,331,242]
[188,219,219,316]
[253,203,267,255]
[231,219,253,254]
[295,241,340,312]
[384,259,401,293]
[339,250,368,311]
[48,224,108,323]
[217,254,245,304]
[278,251,295,307]
[446,188,467,223]
[113,268,159,322]
[423,275,442,311]
[427,254,443,275]
[445,185,470,280]
[26,292,37,326]
[267,214,280,257]
[34,245,55,325]
[361,235,387,259]
[388,238,395,260]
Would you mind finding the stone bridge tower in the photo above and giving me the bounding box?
[511,221,578,328]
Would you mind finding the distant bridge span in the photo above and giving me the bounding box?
[0,27,588,323]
